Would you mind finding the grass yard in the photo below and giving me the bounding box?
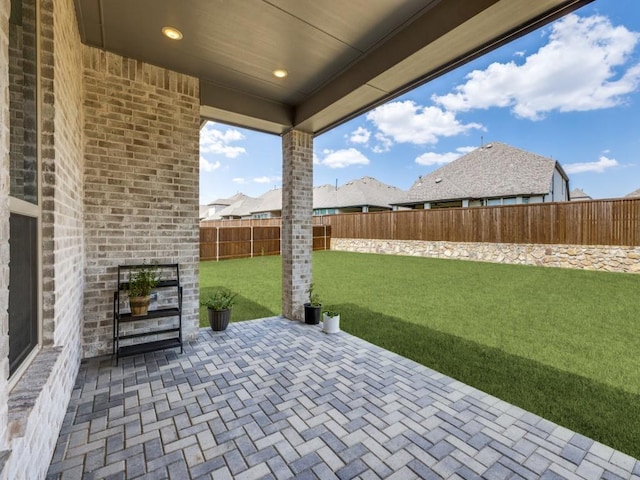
[200,250,640,459]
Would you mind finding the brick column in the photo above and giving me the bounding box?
[282,130,313,321]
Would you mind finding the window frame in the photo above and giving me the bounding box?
[8,0,42,389]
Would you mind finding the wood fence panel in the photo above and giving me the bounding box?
[199,227,218,261]
[200,223,331,261]
[253,227,281,257]
[218,227,251,260]
[328,198,640,246]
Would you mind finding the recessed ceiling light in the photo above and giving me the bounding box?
[273,69,288,78]
[162,26,183,40]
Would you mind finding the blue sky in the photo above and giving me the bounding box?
[199,0,640,204]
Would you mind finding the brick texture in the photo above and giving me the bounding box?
[82,47,200,357]
[1,0,86,478]
[0,0,11,460]
[281,130,313,321]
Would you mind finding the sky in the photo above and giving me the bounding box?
[199,0,640,205]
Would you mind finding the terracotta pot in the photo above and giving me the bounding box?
[208,308,231,331]
[129,295,150,316]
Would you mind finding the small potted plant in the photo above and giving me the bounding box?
[201,288,237,331]
[304,283,322,325]
[322,310,340,334]
[128,263,159,316]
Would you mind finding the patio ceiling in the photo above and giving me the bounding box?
[73,0,593,135]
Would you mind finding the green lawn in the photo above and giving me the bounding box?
[200,250,640,459]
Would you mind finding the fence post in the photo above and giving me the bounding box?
[251,226,254,258]
[216,227,219,262]
[324,224,327,250]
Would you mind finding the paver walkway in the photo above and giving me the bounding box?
[47,317,639,479]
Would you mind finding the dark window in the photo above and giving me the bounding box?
[9,0,39,376]
[9,214,38,375]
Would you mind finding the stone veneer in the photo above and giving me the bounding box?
[282,130,314,321]
[82,48,200,357]
[1,0,86,478]
[332,238,640,274]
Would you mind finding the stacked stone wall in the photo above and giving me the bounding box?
[332,238,640,273]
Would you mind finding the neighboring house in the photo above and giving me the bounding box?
[250,188,284,218]
[206,177,405,221]
[570,188,592,201]
[313,177,405,215]
[201,193,250,220]
[395,142,570,209]
[626,188,640,198]
[215,195,261,220]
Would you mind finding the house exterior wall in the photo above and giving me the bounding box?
[549,168,568,202]
[0,0,11,463]
[1,0,86,478]
[82,48,200,357]
[332,238,640,274]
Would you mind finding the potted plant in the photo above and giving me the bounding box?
[127,263,159,316]
[322,310,340,333]
[304,283,322,325]
[201,288,237,331]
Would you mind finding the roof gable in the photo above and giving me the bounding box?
[402,142,561,204]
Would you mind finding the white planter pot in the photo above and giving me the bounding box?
[322,313,340,333]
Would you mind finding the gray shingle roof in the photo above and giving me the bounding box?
[570,188,591,201]
[626,188,640,198]
[398,142,564,204]
[250,188,282,214]
[208,192,248,206]
[313,184,339,209]
[248,177,404,213]
[333,176,404,208]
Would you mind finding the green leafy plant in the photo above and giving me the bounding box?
[201,288,237,311]
[128,263,159,297]
[324,310,339,317]
[307,283,321,306]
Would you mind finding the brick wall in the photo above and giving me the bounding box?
[0,0,11,460]
[1,0,86,477]
[83,48,200,357]
[281,130,313,321]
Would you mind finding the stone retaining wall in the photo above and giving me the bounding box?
[331,238,640,273]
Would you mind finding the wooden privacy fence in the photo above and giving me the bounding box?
[327,198,640,246]
[200,225,331,261]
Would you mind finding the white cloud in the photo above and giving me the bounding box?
[433,14,640,120]
[415,146,476,166]
[348,126,371,144]
[372,133,393,153]
[200,122,246,158]
[319,148,370,169]
[366,100,483,145]
[563,156,619,174]
[254,176,281,184]
[232,177,248,184]
[200,156,221,172]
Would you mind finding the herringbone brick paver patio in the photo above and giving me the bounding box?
[47,317,640,479]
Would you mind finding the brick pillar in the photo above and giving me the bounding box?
[282,130,313,321]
